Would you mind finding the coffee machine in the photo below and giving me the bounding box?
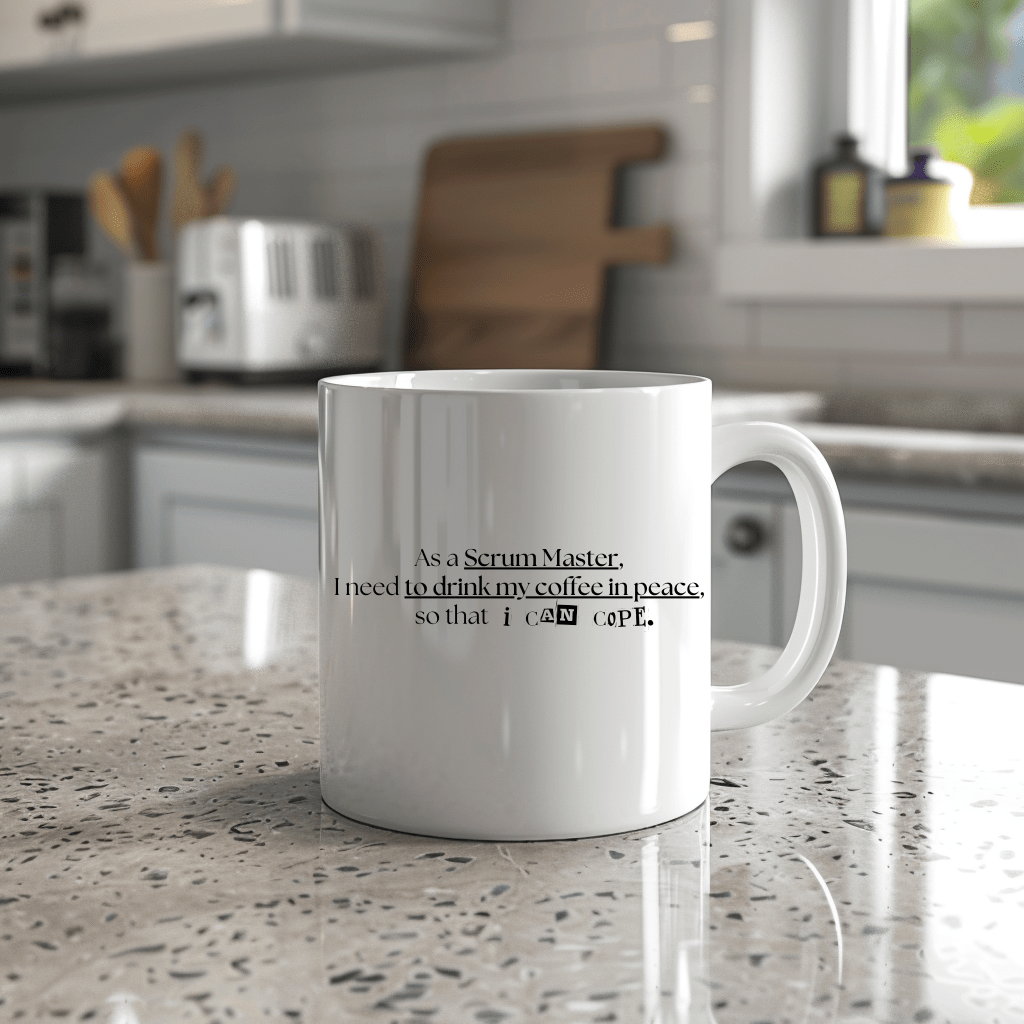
[0,190,89,376]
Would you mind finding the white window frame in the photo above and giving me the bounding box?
[716,0,1024,303]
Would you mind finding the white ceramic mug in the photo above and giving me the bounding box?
[319,370,846,840]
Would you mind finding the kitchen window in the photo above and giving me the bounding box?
[910,0,1024,206]
[716,0,1024,302]
[907,0,1024,244]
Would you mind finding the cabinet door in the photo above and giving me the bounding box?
[0,438,117,586]
[134,444,318,580]
[711,496,777,646]
[0,2,60,67]
[283,0,501,40]
[844,581,1024,685]
[0,506,59,583]
[0,0,273,69]
[841,507,1024,683]
[79,0,273,59]
[0,447,49,583]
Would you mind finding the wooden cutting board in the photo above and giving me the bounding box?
[404,123,671,370]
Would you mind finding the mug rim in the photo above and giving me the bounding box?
[319,369,709,394]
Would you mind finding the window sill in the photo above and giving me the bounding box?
[716,239,1024,304]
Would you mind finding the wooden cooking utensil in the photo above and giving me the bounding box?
[204,165,237,217]
[120,145,162,261]
[405,123,671,370]
[172,129,206,234]
[87,171,135,257]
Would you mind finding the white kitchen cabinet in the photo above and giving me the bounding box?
[0,0,500,100]
[711,495,782,647]
[134,433,318,580]
[838,507,1024,684]
[0,435,127,587]
[716,466,1024,685]
[0,0,270,68]
[0,0,69,66]
[710,473,802,651]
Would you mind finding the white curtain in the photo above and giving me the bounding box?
[847,0,909,176]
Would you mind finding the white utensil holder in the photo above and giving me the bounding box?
[123,260,176,382]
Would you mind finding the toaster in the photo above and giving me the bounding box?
[177,216,385,381]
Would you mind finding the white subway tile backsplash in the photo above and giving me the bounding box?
[302,63,448,123]
[668,37,716,91]
[611,232,714,297]
[617,162,676,224]
[444,35,663,109]
[673,222,717,287]
[674,159,715,223]
[229,122,390,174]
[452,93,716,159]
[0,451,16,506]
[656,97,716,160]
[842,357,1024,395]
[757,304,953,355]
[444,48,571,107]
[612,341,840,386]
[584,0,713,35]
[507,0,711,44]
[685,84,715,103]
[608,285,752,362]
[705,349,849,390]
[505,0,591,44]
[961,305,1024,357]
[567,36,663,97]
[230,171,324,218]
[675,292,753,351]
[615,158,713,231]
[253,168,420,226]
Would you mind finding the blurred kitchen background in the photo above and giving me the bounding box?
[2,0,1024,685]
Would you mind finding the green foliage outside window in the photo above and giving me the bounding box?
[909,0,1024,202]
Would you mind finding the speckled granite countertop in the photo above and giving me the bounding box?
[0,381,824,441]
[1,566,1021,1023]
[798,421,1024,488]
[0,382,321,439]
[5,380,1024,488]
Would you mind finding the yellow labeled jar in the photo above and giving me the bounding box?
[885,151,958,240]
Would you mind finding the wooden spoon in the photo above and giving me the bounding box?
[120,145,162,261]
[204,165,237,217]
[172,129,206,234]
[87,171,135,257]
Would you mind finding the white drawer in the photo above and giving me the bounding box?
[845,507,1024,597]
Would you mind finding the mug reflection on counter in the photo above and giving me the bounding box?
[636,804,843,1024]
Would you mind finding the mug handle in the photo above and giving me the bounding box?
[710,422,847,731]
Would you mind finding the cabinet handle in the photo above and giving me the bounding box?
[725,515,767,555]
[38,3,85,30]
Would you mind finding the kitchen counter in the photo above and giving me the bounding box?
[4,379,1024,489]
[1,565,1021,1022]
[802,388,1024,488]
[0,381,321,439]
[799,421,1024,489]
[0,380,824,440]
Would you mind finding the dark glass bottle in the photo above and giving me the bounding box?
[811,134,885,236]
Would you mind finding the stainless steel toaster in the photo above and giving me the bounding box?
[177,216,385,381]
